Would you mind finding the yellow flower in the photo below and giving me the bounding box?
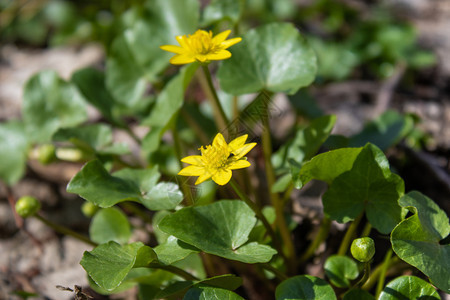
[160,29,242,65]
[178,133,256,185]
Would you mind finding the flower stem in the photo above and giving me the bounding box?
[148,263,199,281]
[362,256,400,291]
[354,262,371,288]
[375,249,393,298]
[299,216,331,263]
[337,212,364,256]
[172,127,194,205]
[229,179,279,249]
[260,97,297,272]
[200,65,229,135]
[34,214,97,247]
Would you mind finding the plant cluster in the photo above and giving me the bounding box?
[0,0,448,299]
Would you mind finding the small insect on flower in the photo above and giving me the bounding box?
[160,29,242,65]
[178,133,256,185]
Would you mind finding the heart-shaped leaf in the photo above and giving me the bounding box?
[378,276,441,299]
[275,275,336,300]
[67,160,181,210]
[323,143,404,234]
[80,241,156,291]
[324,255,359,288]
[391,191,450,292]
[158,200,277,263]
[218,22,317,95]
[183,286,244,300]
[294,147,362,189]
[0,121,29,185]
[22,70,87,143]
[89,207,131,244]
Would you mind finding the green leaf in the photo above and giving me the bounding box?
[80,241,157,291]
[201,0,244,26]
[22,70,87,143]
[272,115,336,171]
[154,235,199,265]
[141,182,183,211]
[105,35,147,107]
[323,144,404,234]
[89,207,131,245]
[0,121,29,185]
[218,22,317,95]
[379,276,441,300]
[324,255,359,288]
[275,275,336,300]
[184,286,244,300]
[158,200,277,263]
[349,110,414,151]
[157,274,242,299]
[391,191,450,292]
[53,124,129,155]
[67,160,168,209]
[71,68,118,124]
[342,289,375,300]
[295,147,363,189]
[142,63,198,155]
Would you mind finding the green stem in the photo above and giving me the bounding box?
[260,263,288,281]
[148,263,199,281]
[229,179,276,242]
[181,109,209,145]
[337,212,364,256]
[172,127,194,205]
[124,126,141,145]
[299,216,331,263]
[375,249,393,298]
[361,221,372,237]
[362,256,400,291]
[200,65,229,135]
[261,100,297,271]
[34,214,97,247]
[355,262,371,288]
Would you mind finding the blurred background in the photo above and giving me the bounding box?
[1,0,449,299]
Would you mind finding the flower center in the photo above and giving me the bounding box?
[201,144,230,170]
[188,30,217,55]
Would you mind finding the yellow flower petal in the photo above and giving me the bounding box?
[212,169,232,185]
[228,159,251,170]
[220,37,242,49]
[181,155,204,166]
[194,54,208,62]
[160,45,186,54]
[175,35,189,49]
[170,54,196,65]
[212,30,231,44]
[195,172,212,185]
[178,165,205,176]
[233,143,257,159]
[212,133,227,149]
[228,134,248,152]
[206,50,232,61]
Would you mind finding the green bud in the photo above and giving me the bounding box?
[81,202,99,218]
[37,144,57,165]
[15,196,41,218]
[351,237,375,263]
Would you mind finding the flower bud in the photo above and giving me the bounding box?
[37,144,57,165]
[15,196,41,218]
[81,202,99,218]
[351,237,375,263]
